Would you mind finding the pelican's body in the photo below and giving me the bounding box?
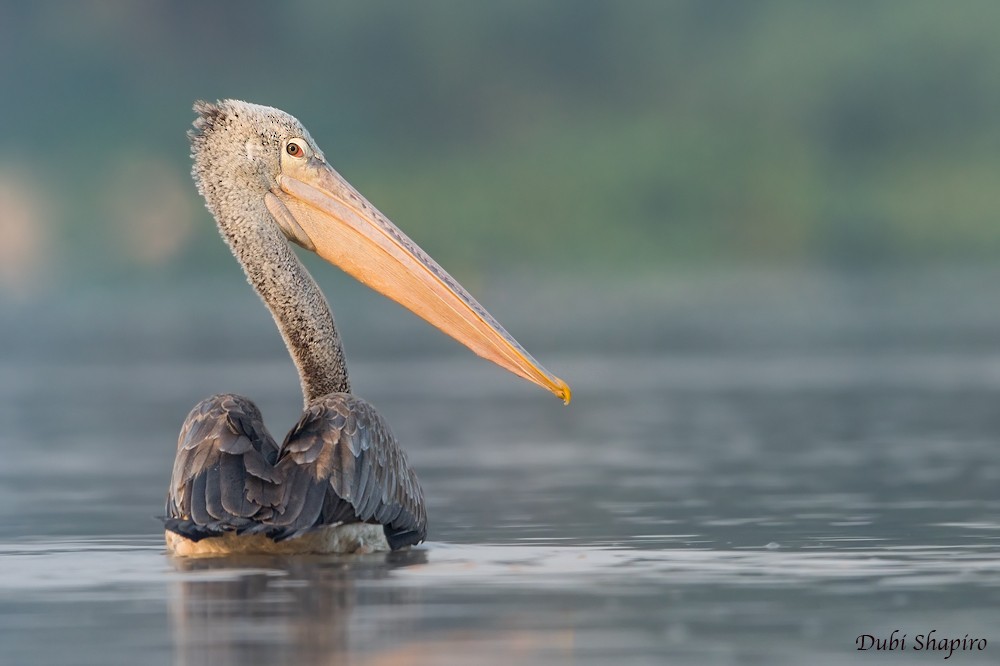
[164,100,568,555]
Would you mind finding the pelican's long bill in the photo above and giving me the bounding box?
[265,153,571,404]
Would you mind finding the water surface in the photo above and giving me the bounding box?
[2,270,999,664]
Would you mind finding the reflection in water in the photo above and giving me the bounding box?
[3,538,1000,665]
[164,541,1000,665]
[169,550,427,666]
[168,548,578,666]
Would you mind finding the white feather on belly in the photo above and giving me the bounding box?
[165,523,390,557]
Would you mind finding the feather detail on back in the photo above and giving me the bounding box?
[164,393,426,553]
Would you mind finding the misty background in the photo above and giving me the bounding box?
[2,2,998,296]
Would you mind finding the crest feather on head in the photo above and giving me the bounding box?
[189,100,227,144]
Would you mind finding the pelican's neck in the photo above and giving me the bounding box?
[216,199,350,404]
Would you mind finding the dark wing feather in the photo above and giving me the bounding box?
[278,393,427,549]
[163,392,427,550]
[164,394,281,541]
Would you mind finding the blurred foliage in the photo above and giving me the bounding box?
[1,1,999,289]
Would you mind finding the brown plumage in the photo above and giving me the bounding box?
[164,99,568,555]
[165,393,425,549]
[164,100,424,553]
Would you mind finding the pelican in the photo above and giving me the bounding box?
[163,100,570,556]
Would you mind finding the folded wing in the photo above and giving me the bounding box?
[279,394,427,549]
[163,393,426,549]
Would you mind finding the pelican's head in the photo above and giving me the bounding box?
[189,99,570,404]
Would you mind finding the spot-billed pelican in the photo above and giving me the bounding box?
[163,100,569,556]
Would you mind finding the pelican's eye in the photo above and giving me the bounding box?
[286,140,306,158]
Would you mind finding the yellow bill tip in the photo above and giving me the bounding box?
[554,378,572,405]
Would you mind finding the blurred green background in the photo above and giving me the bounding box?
[1,1,998,298]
